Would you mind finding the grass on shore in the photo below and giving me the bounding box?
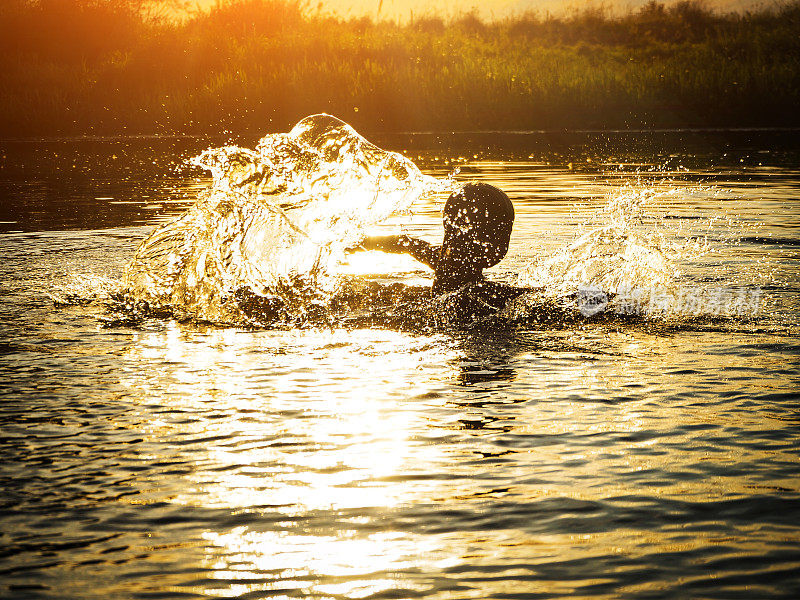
[1,0,799,136]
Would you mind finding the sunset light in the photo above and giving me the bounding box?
[1,1,799,599]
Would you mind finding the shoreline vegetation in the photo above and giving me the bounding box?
[1,0,798,137]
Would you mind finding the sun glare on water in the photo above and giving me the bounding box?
[117,322,466,596]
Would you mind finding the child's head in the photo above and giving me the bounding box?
[442,182,514,269]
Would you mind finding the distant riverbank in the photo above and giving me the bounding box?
[1,0,798,137]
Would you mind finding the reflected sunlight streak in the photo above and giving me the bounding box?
[118,323,464,596]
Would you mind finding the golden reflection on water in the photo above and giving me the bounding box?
[112,309,800,597]
[121,323,458,510]
[338,248,431,279]
[3,141,798,599]
[201,528,456,598]
[111,164,800,597]
[119,323,465,597]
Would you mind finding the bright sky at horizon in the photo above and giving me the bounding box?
[193,0,769,20]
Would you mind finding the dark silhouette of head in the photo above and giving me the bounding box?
[433,182,515,293]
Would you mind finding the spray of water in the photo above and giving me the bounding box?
[116,115,747,327]
[516,185,720,318]
[519,188,676,294]
[124,114,446,323]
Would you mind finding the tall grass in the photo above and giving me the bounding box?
[1,0,798,136]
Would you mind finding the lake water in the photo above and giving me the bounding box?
[1,130,799,599]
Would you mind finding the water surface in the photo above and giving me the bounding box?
[1,132,799,599]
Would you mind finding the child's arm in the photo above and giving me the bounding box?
[351,235,440,269]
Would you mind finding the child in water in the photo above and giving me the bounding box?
[349,182,525,307]
[238,182,529,326]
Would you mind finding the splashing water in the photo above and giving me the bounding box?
[519,189,674,293]
[517,186,715,317]
[119,116,739,328]
[124,114,446,323]
[50,273,125,308]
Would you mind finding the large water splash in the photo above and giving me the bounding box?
[516,186,718,318]
[120,116,737,328]
[124,114,445,323]
[519,188,677,294]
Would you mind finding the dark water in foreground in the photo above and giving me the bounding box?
[1,133,799,599]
